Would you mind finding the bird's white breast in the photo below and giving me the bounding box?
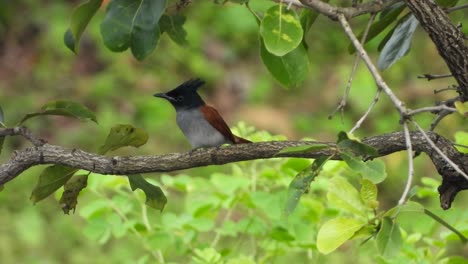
[176,108,230,148]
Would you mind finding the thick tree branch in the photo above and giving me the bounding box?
[1,130,467,209]
[404,0,468,100]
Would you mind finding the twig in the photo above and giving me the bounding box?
[430,110,454,131]
[330,13,377,120]
[434,86,457,94]
[0,127,45,146]
[398,122,414,205]
[299,0,401,19]
[447,3,468,13]
[412,121,468,180]
[337,14,407,114]
[407,105,456,116]
[417,73,453,81]
[349,88,382,134]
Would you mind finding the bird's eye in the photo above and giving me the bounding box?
[175,96,184,102]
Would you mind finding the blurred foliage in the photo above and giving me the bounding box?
[1,0,468,263]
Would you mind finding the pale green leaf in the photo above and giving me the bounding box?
[317,217,366,254]
[99,124,149,154]
[260,4,303,56]
[327,176,367,217]
[20,100,97,124]
[360,179,379,209]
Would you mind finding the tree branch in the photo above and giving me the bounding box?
[1,129,467,209]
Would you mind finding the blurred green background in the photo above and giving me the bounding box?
[0,1,467,263]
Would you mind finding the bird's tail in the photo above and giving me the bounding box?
[233,135,251,144]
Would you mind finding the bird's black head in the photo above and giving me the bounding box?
[154,78,206,110]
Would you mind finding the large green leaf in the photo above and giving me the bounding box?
[260,4,303,56]
[64,0,103,53]
[59,174,89,214]
[128,174,167,211]
[378,14,419,70]
[260,39,309,88]
[283,156,331,217]
[130,0,165,60]
[20,100,97,124]
[376,217,403,257]
[327,176,367,217]
[159,14,188,46]
[340,152,387,183]
[100,0,166,60]
[348,3,405,53]
[30,165,78,204]
[317,217,366,254]
[99,124,149,154]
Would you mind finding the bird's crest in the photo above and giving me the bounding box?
[170,78,205,94]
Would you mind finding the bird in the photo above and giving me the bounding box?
[154,78,251,148]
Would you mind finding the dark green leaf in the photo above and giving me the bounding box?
[348,4,405,53]
[59,174,89,214]
[20,100,97,124]
[64,0,103,53]
[338,139,378,157]
[260,4,303,56]
[159,14,188,46]
[101,0,139,52]
[376,217,403,257]
[130,0,166,60]
[99,124,149,154]
[128,174,167,211]
[30,165,78,204]
[270,226,295,242]
[260,39,309,88]
[277,144,328,155]
[317,217,366,254]
[378,14,419,70]
[283,156,330,217]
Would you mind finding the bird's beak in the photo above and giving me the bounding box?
[153,93,172,101]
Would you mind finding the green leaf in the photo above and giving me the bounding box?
[348,4,405,53]
[270,226,295,242]
[128,174,167,211]
[99,124,149,154]
[277,144,328,155]
[376,217,403,258]
[100,0,166,60]
[59,174,89,214]
[336,131,349,143]
[131,0,166,60]
[317,217,366,254]
[340,152,387,183]
[454,131,468,154]
[260,39,309,88]
[378,14,419,70]
[159,14,188,46]
[327,176,367,217]
[64,0,103,53]
[384,201,425,217]
[20,100,97,124]
[283,156,331,217]
[30,165,78,204]
[260,4,303,56]
[454,101,468,117]
[337,138,378,157]
[360,179,379,209]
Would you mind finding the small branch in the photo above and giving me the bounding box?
[412,121,468,181]
[338,14,407,114]
[349,88,382,134]
[434,86,457,94]
[398,122,414,205]
[407,105,456,116]
[330,13,376,120]
[446,3,468,13]
[299,0,401,20]
[0,127,45,146]
[417,73,453,81]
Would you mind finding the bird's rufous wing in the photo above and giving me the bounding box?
[200,105,236,143]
